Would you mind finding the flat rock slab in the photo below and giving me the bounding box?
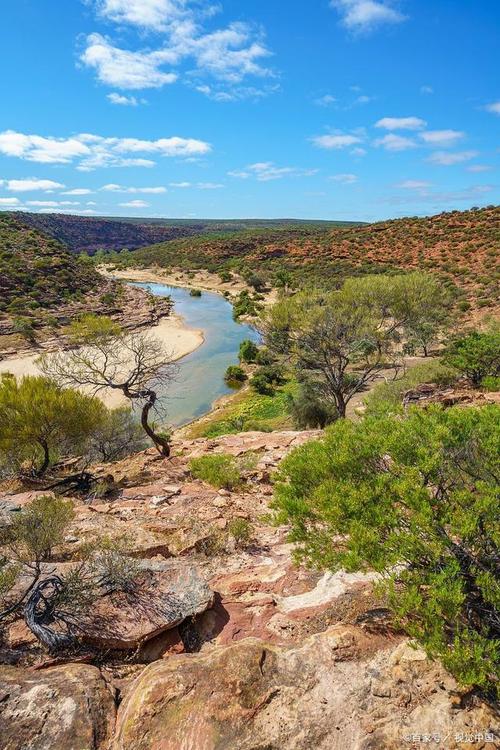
[0,663,115,750]
[79,561,214,650]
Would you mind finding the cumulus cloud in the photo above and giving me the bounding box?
[330,0,406,32]
[329,173,358,184]
[100,183,167,193]
[427,150,478,166]
[228,162,318,181]
[3,178,65,192]
[0,197,21,206]
[0,130,211,170]
[81,2,274,100]
[61,188,94,195]
[396,180,432,189]
[374,133,417,151]
[466,165,492,173]
[312,133,363,149]
[375,116,426,130]
[420,129,464,147]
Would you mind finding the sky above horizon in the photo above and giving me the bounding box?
[0,0,498,222]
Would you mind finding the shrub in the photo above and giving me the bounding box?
[255,348,274,366]
[481,376,500,392]
[239,339,259,363]
[9,495,75,562]
[443,329,500,385]
[224,365,247,385]
[189,288,202,297]
[273,406,500,698]
[228,518,253,547]
[190,454,242,490]
[250,373,275,396]
[288,380,337,428]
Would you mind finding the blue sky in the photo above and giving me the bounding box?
[0,0,498,221]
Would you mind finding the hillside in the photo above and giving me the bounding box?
[0,213,171,352]
[126,206,500,309]
[13,213,348,254]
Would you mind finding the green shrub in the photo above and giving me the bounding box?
[287,380,337,428]
[255,348,275,366]
[224,365,247,385]
[189,288,202,297]
[443,329,500,385]
[481,376,500,392]
[239,339,259,363]
[251,373,275,395]
[190,454,242,490]
[273,405,500,698]
[228,518,253,547]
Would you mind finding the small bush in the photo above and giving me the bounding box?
[228,518,253,547]
[190,454,242,490]
[189,288,202,297]
[224,365,247,386]
[481,375,500,392]
[365,361,459,416]
[255,348,274,366]
[443,329,500,385]
[239,339,259,363]
[251,373,275,395]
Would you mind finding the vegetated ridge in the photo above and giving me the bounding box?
[13,212,353,254]
[127,205,499,309]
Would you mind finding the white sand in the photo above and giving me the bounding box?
[0,313,204,409]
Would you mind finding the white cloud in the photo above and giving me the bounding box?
[169,181,191,187]
[374,133,417,151]
[484,101,500,115]
[466,165,492,173]
[82,34,178,90]
[314,94,337,107]
[119,199,150,208]
[26,200,61,207]
[420,85,433,95]
[81,4,274,100]
[312,133,363,149]
[229,162,318,181]
[107,92,145,106]
[330,0,406,32]
[420,129,464,147]
[197,182,224,189]
[0,197,20,205]
[396,180,432,189]
[375,116,426,130]
[0,130,211,170]
[3,178,65,192]
[93,0,190,31]
[329,173,358,184]
[351,146,367,156]
[100,183,167,193]
[427,150,478,166]
[61,188,94,195]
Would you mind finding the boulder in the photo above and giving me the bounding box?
[113,627,498,750]
[0,663,115,750]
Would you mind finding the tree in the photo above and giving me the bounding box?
[0,374,106,476]
[443,329,500,386]
[263,273,450,417]
[39,315,176,457]
[287,379,338,428]
[91,406,147,462]
[272,405,500,697]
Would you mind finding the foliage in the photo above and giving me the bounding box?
[8,495,75,563]
[481,376,500,392]
[364,361,459,417]
[0,374,106,476]
[287,379,338,428]
[239,339,259,363]
[443,328,500,385]
[228,518,253,547]
[190,454,242,490]
[224,365,247,385]
[251,373,275,395]
[189,288,202,297]
[91,406,147,462]
[273,405,500,697]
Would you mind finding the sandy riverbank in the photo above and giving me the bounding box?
[100,266,249,299]
[0,313,204,409]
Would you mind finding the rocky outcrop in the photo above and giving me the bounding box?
[114,627,497,750]
[0,663,115,750]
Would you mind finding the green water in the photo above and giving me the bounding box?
[133,282,260,427]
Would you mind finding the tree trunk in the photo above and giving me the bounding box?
[37,440,50,476]
[24,577,75,653]
[141,394,171,457]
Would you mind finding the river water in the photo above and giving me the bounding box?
[132,282,260,427]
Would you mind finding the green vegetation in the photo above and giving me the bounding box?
[224,365,247,386]
[364,361,459,417]
[273,405,500,698]
[189,288,202,297]
[238,339,259,363]
[287,379,338,428]
[443,328,500,386]
[190,453,243,490]
[228,518,254,547]
[0,214,100,323]
[264,272,451,417]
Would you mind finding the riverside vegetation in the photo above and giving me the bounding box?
[0,207,498,747]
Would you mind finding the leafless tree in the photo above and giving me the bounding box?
[39,319,177,457]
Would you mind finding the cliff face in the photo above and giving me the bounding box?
[0,430,496,749]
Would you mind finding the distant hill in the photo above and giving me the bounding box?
[13,212,356,254]
[126,206,499,310]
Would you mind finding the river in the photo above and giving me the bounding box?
[132,282,260,427]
